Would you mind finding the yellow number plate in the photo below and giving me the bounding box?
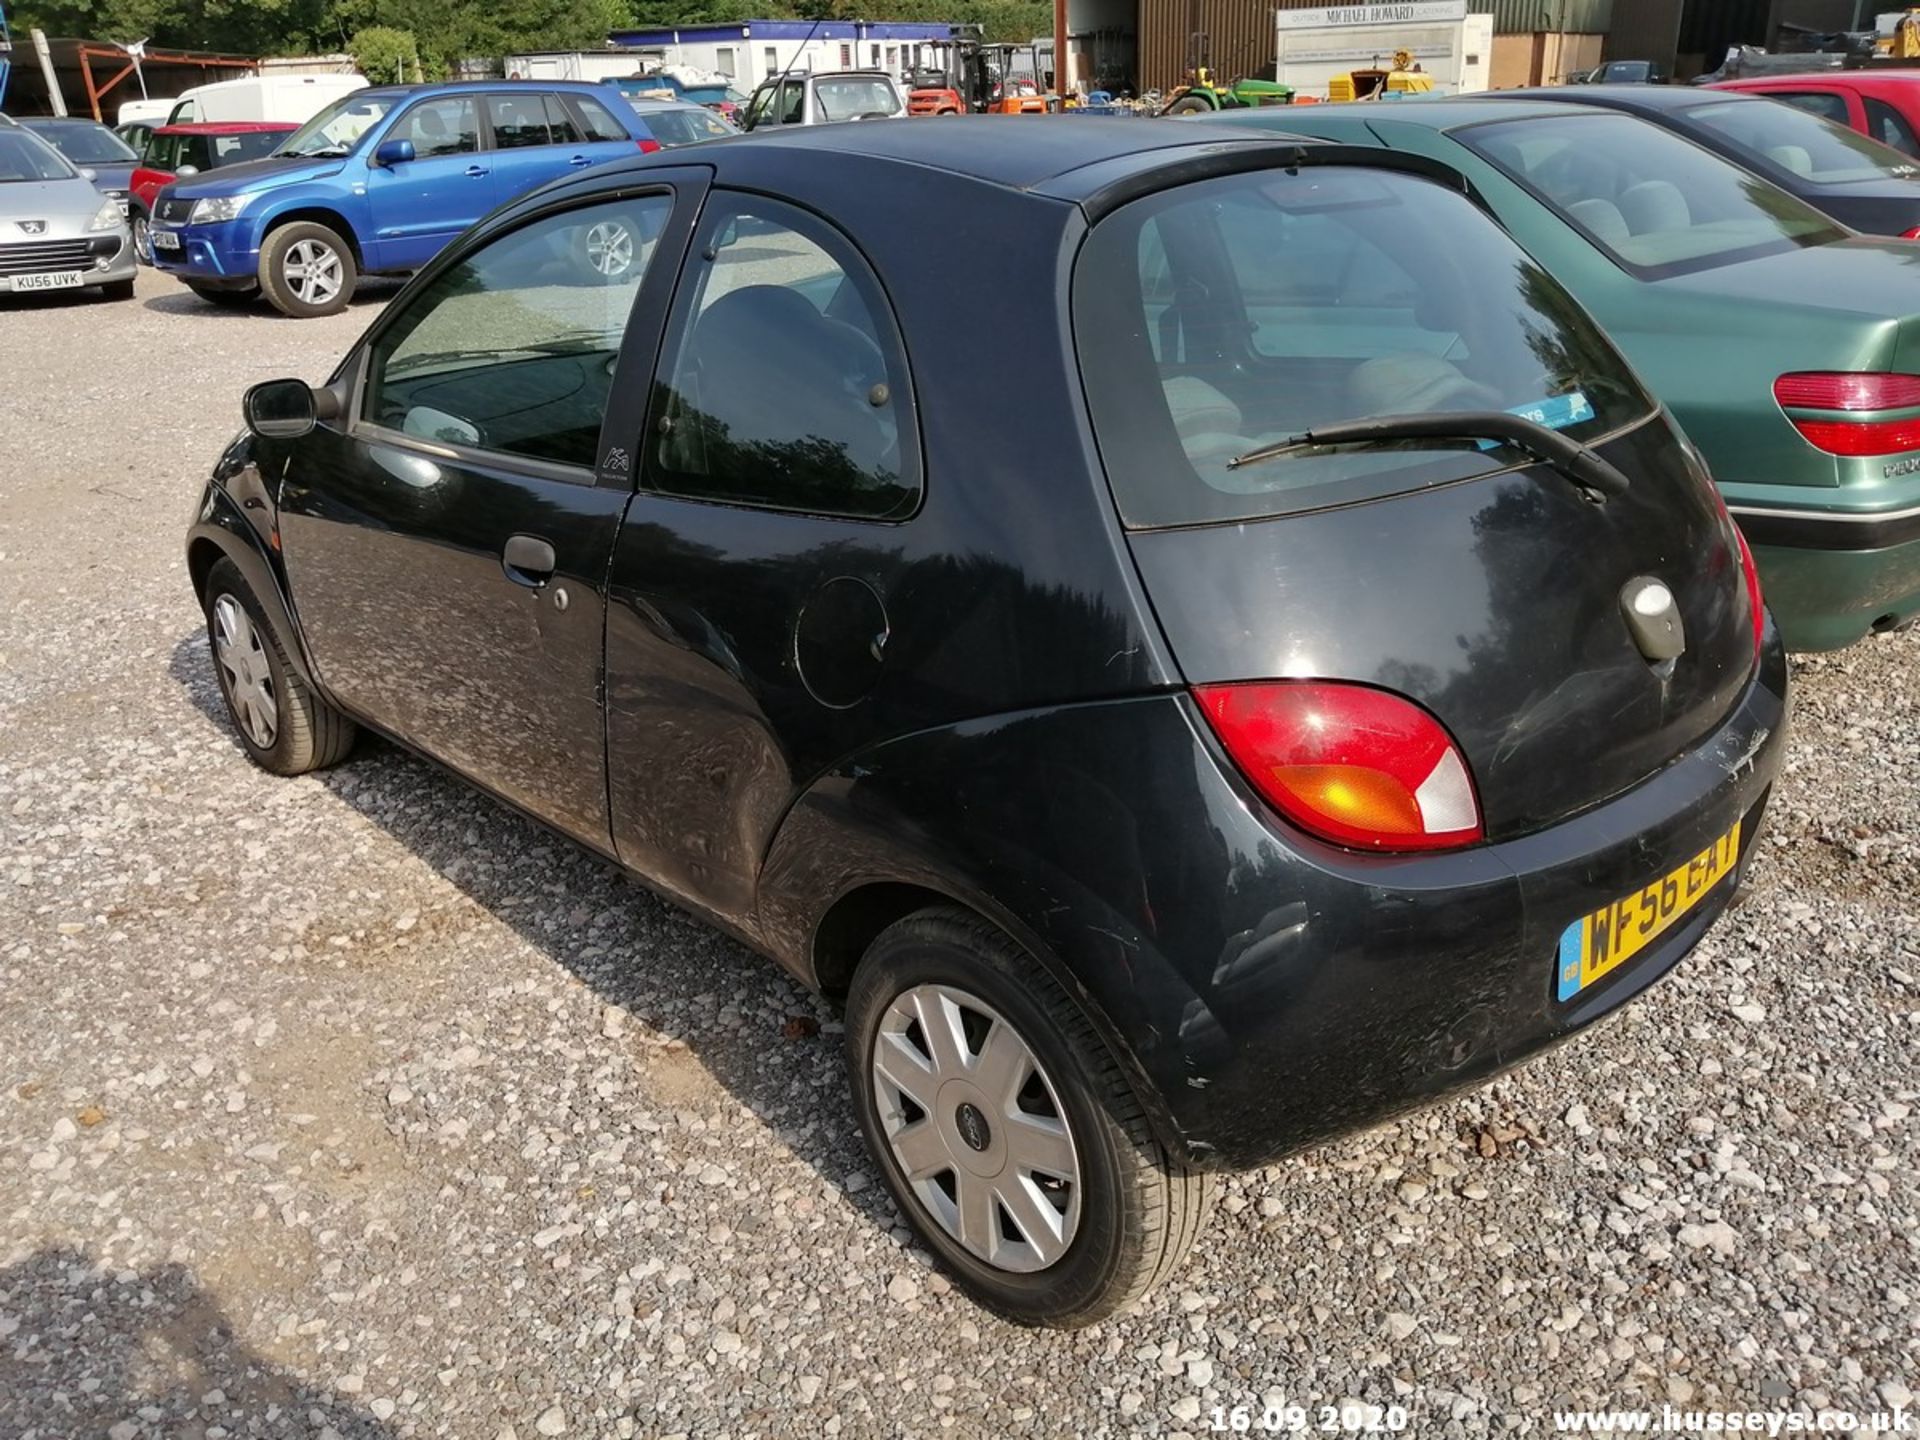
[1556,820,1741,1001]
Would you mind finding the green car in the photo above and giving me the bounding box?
[1204,99,1920,651]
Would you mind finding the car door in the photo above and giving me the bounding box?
[551,92,638,169]
[479,93,585,202]
[600,190,925,923]
[364,95,494,273]
[1764,86,1860,134]
[274,177,703,850]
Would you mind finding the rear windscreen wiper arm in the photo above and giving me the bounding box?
[1227,410,1632,503]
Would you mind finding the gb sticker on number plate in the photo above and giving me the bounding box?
[1555,820,1741,1002]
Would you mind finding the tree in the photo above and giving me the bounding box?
[347,24,418,83]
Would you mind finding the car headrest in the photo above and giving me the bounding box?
[1567,197,1631,248]
[1617,180,1690,235]
[1768,144,1813,176]
[1161,374,1243,442]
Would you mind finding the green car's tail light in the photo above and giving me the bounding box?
[1774,372,1920,456]
[1194,681,1483,852]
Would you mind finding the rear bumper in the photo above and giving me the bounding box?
[1730,501,1920,649]
[1148,620,1789,1170]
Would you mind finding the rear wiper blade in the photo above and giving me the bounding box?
[1227,410,1632,503]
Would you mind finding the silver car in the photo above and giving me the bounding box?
[0,125,137,301]
[623,97,739,146]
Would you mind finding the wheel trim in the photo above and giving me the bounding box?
[584,220,634,277]
[871,983,1082,1274]
[133,215,150,263]
[283,238,343,305]
[212,594,278,749]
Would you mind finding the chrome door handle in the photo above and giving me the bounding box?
[502,534,556,587]
[568,154,592,167]
[465,165,490,178]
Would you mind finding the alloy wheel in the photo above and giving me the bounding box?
[870,983,1082,1273]
[212,594,278,749]
[283,238,343,306]
[584,220,635,278]
[132,214,151,264]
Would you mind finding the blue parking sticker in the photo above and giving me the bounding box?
[1556,919,1586,1002]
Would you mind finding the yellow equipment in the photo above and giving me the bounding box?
[1882,11,1920,59]
[1329,49,1434,101]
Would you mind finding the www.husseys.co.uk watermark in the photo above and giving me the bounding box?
[1552,1408,1914,1434]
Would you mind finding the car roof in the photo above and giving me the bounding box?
[677,116,1306,195]
[624,98,718,112]
[1712,71,1920,95]
[1491,84,1730,112]
[20,116,112,128]
[155,120,298,135]
[1219,97,1593,131]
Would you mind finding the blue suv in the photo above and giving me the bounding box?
[150,80,662,317]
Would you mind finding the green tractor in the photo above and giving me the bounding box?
[1160,66,1293,114]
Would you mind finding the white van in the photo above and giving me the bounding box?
[166,74,368,126]
[117,97,176,127]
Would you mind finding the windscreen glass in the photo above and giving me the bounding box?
[1685,95,1920,184]
[1462,112,1844,276]
[812,78,901,119]
[276,94,395,157]
[1074,167,1652,529]
[0,130,77,182]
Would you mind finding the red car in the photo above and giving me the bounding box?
[128,121,296,262]
[1708,72,1920,159]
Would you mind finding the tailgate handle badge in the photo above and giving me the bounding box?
[1620,577,1685,667]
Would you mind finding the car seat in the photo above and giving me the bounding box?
[667,284,893,482]
[1617,180,1689,236]
[1768,144,1813,177]
[1346,352,1502,417]
[1567,197,1631,249]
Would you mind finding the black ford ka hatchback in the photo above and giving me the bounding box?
[187,119,1787,1326]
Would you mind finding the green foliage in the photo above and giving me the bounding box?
[347,24,419,83]
[8,0,1057,60]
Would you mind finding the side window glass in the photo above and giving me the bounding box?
[779,81,805,125]
[542,94,584,146]
[394,97,479,159]
[1866,97,1920,157]
[1779,91,1850,125]
[746,86,775,127]
[647,111,691,146]
[184,136,213,171]
[575,95,630,143]
[362,194,672,472]
[647,195,920,520]
[486,95,550,149]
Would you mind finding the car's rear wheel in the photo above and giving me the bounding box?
[259,221,356,318]
[846,907,1213,1327]
[202,558,356,775]
[186,280,259,308]
[581,216,639,283]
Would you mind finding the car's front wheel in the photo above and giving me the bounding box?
[202,558,356,775]
[131,210,152,265]
[847,907,1213,1327]
[259,221,356,318]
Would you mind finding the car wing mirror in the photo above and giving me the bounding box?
[175,164,200,176]
[243,378,335,440]
[80,167,99,182]
[374,138,416,168]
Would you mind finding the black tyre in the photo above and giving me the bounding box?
[131,210,152,265]
[258,220,356,318]
[99,278,136,301]
[1165,94,1213,115]
[201,558,356,776]
[186,280,259,308]
[846,907,1213,1327]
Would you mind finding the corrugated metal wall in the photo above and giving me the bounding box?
[1138,0,1615,90]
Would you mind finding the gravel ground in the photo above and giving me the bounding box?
[2,269,1917,1440]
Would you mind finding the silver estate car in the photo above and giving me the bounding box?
[0,125,137,301]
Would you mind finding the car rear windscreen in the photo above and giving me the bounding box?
[1684,96,1920,186]
[1073,166,1653,529]
[1461,112,1846,279]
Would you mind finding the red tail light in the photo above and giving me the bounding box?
[1707,485,1765,663]
[1903,226,1920,240]
[1193,681,1482,852]
[637,138,663,154]
[1774,371,1920,455]
[1733,518,1764,662]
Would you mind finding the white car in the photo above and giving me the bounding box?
[0,126,137,300]
[742,70,907,130]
